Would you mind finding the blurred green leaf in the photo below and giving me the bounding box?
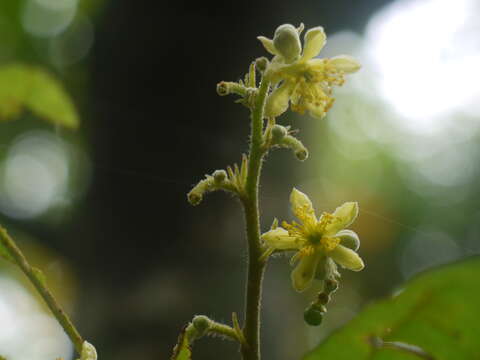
[171,327,192,360]
[305,257,480,360]
[0,64,79,129]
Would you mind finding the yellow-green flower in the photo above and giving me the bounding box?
[261,188,364,292]
[258,24,360,119]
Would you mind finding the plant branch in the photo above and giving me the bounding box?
[0,226,84,354]
[241,77,270,360]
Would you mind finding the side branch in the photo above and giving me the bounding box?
[0,226,84,354]
[171,314,245,360]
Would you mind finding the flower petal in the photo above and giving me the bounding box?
[337,229,360,251]
[273,24,302,63]
[330,55,361,73]
[307,103,327,119]
[300,26,326,61]
[291,252,320,292]
[257,36,278,55]
[325,202,358,235]
[261,227,299,250]
[264,81,293,118]
[290,188,317,227]
[329,244,364,271]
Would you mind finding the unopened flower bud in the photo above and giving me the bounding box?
[272,125,287,142]
[192,315,211,337]
[273,24,301,63]
[316,292,331,305]
[212,169,227,184]
[217,81,229,96]
[79,341,97,360]
[187,192,202,206]
[295,149,308,161]
[338,229,360,251]
[255,57,269,73]
[278,134,309,161]
[304,303,326,326]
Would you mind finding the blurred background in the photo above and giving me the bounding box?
[0,0,479,359]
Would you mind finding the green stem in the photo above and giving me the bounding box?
[209,321,242,342]
[241,78,270,360]
[0,226,84,354]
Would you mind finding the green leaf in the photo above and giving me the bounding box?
[305,257,480,360]
[0,64,79,129]
[171,327,192,360]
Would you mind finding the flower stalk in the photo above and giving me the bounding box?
[178,22,363,360]
[241,77,270,360]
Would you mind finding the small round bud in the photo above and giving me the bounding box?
[255,57,269,73]
[324,279,339,294]
[187,192,202,206]
[217,81,229,96]
[338,230,360,251]
[192,315,211,337]
[316,292,331,305]
[271,125,287,142]
[273,24,301,63]
[304,305,324,326]
[295,149,308,161]
[212,169,227,184]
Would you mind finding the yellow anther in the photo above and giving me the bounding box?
[299,245,316,256]
[320,237,340,252]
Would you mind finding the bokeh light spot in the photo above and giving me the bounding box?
[0,276,72,360]
[0,131,70,219]
[366,0,480,134]
[22,0,78,38]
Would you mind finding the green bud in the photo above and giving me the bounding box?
[217,81,229,96]
[337,229,360,251]
[255,57,269,73]
[273,24,301,63]
[295,149,308,161]
[185,323,197,342]
[192,315,211,337]
[187,192,202,206]
[271,125,287,142]
[316,292,331,305]
[324,279,339,294]
[212,169,227,184]
[304,304,325,326]
[278,134,309,161]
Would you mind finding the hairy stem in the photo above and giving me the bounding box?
[241,78,270,360]
[0,226,84,354]
[208,321,242,342]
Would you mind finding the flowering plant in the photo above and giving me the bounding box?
[173,23,362,360]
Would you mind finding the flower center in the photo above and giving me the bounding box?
[307,232,322,245]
